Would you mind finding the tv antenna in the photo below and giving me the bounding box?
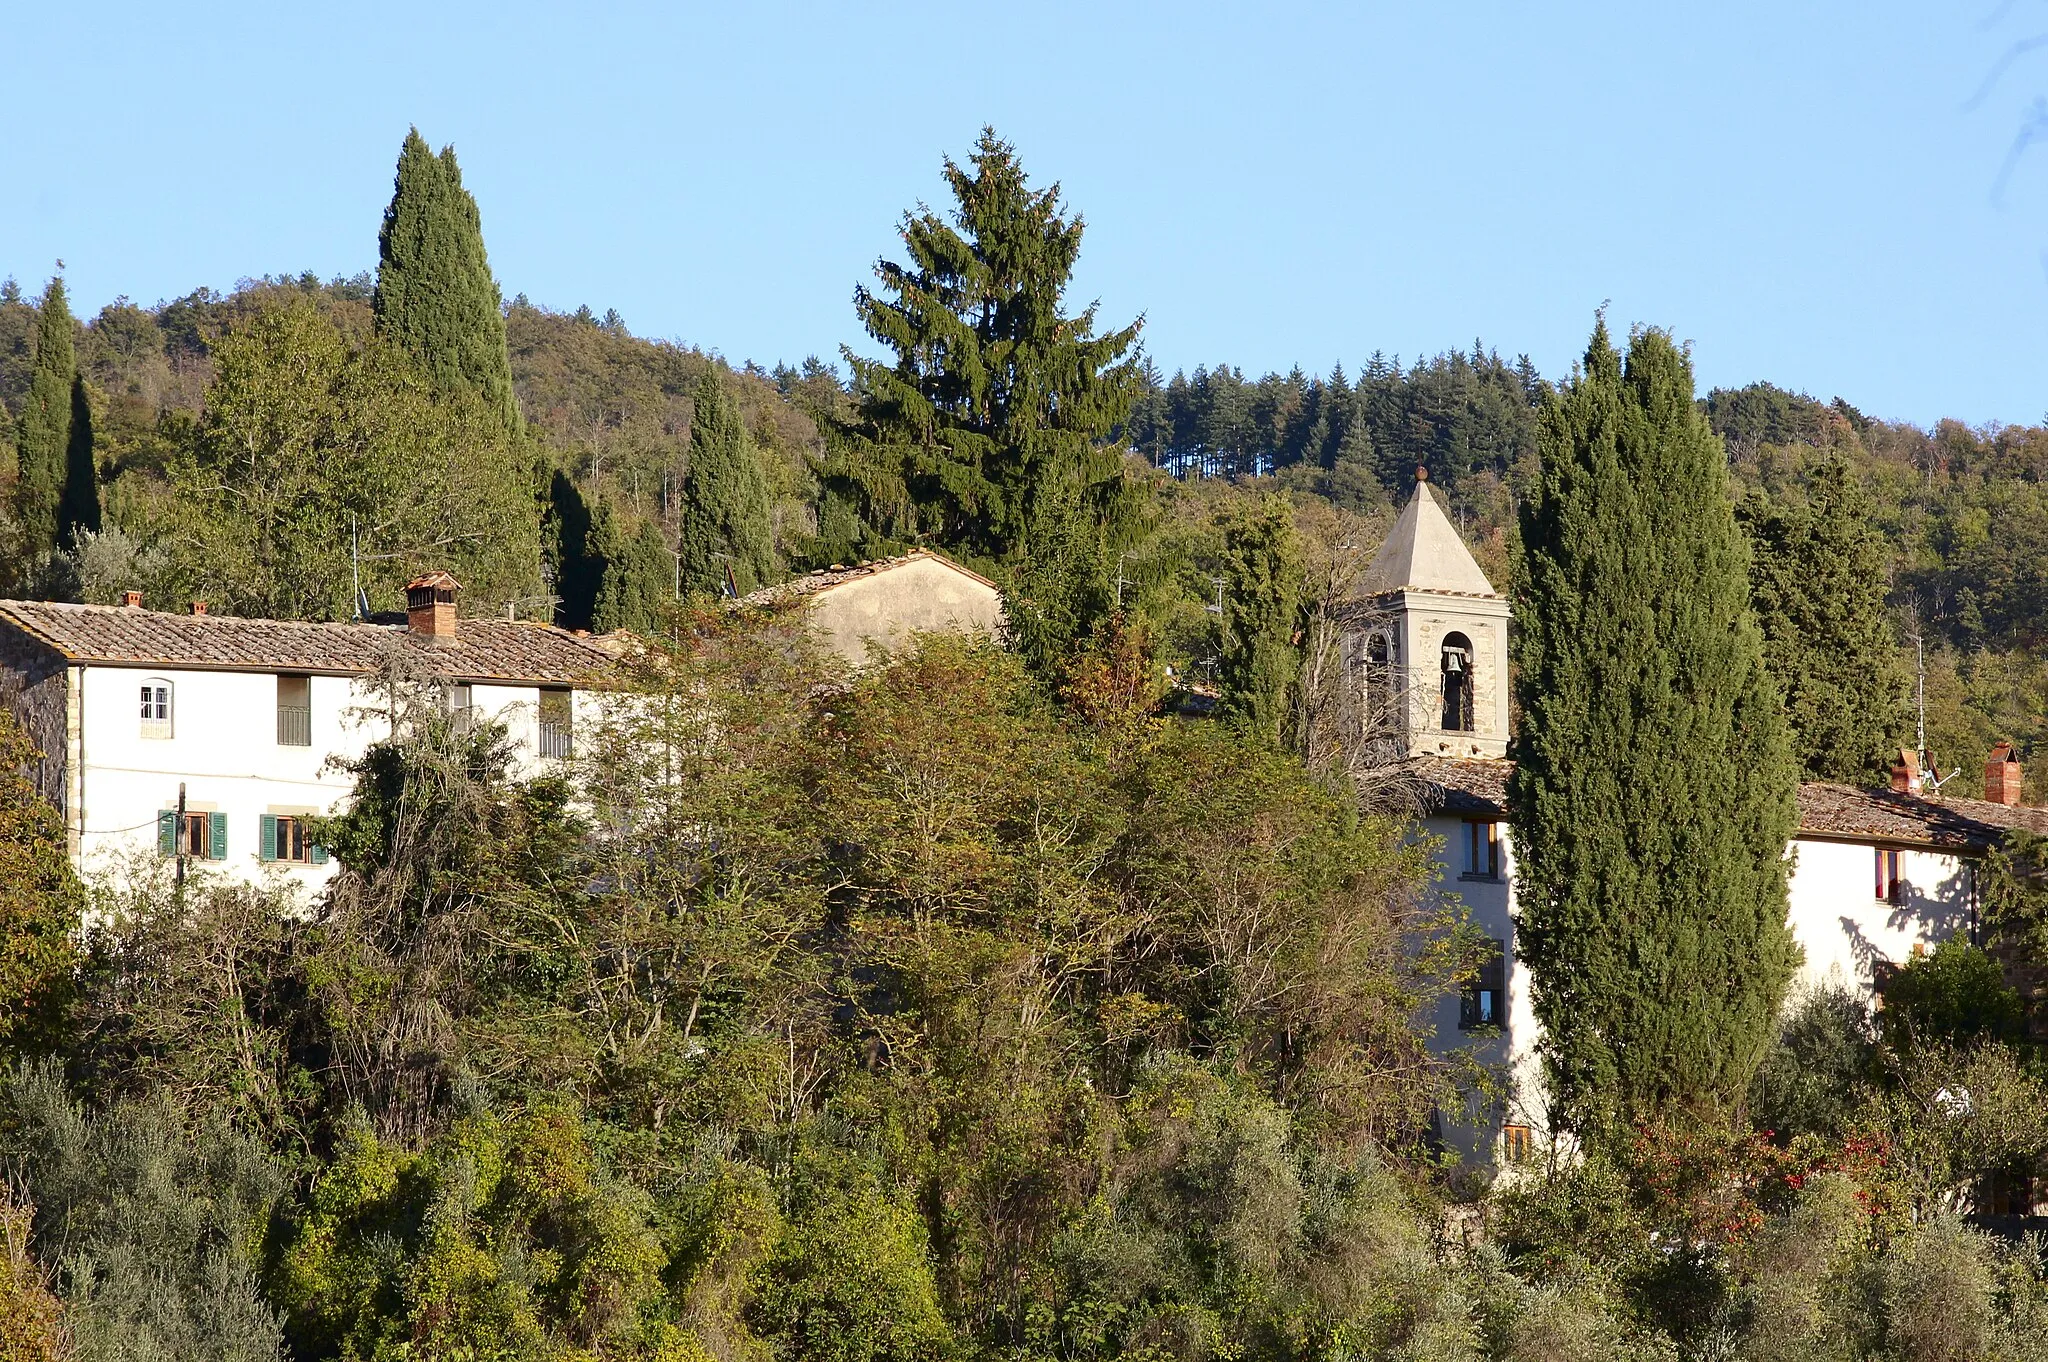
[351,515,368,621]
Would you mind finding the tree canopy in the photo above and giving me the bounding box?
[373,129,520,429]
[1510,321,1800,1127]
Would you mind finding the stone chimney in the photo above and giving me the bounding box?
[1985,741,2024,806]
[121,590,142,609]
[405,570,461,642]
[1890,748,1920,795]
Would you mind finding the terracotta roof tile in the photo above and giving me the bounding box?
[1409,757,1511,816]
[0,600,614,685]
[1407,756,2048,852]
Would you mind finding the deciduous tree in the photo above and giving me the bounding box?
[156,298,542,619]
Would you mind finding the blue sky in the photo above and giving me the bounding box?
[7,2,2048,425]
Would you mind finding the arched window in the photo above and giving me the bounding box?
[139,678,173,739]
[1360,630,1393,711]
[1440,633,1474,732]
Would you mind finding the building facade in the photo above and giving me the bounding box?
[739,549,1004,665]
[0,578,613,889]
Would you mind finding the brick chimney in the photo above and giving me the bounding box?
[1890,748,1920,795]
[405,570,461,642]
[1985,741,2024,806]
[121,590,142,609]
[190,601,208,616]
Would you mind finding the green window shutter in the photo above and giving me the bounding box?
[259,814,277,862]
[310,842,329,866]
[158,810,176,856]
[208,811,228,861]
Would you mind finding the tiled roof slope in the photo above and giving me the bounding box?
[1410,756,2048,852]
[1410,757,1511,816]
[1359,484,1499,598]
[0,601,615,685]
[738,550,998,608]
[1794,781,2048,850]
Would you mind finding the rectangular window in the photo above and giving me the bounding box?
[159,809,226,861]
[538,688,573,758]
[276,674,311,747]
[1462,820,1500,880]
[259,813,329,865]
[446,683,474,735]
[1460,939,1506,1030]
[140,682,172,739]
[1501,1123,1534,1163]
[1876,848,1903,905]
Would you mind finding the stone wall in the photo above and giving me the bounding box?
[0,629,70,811]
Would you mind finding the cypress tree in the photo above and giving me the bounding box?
[1217,496,1303,746]
[543,467,602,631]
[676,370,773,598]
[591,509,674,635]
[373,129,520,429]
[1737,455,1907,784]
[14,277,74,553]
[1510,322,1799,1128]
[56,373,99,547]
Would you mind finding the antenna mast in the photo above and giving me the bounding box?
[1915,633,1927,791]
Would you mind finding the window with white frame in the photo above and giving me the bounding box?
[140,679,173,739]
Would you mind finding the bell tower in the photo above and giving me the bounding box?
[1350,470,1510,760]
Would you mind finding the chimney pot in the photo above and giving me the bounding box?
[1985,741,2024,807]
[1890,748,1920,795]
[121,590,142,609]
[190,601,207,616]
[404,570,461,642]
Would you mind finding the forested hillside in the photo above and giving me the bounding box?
[6,127,2048,1360]
[6,257,2037,793]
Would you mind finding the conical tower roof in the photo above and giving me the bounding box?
[1359,478,1498,597]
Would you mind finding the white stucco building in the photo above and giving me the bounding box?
[1349,479,2048,1164]
[0,574,614,890]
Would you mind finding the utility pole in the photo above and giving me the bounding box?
[175,781,187,897]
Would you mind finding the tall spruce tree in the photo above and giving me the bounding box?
[845,128,1145,666]
[14,277,74,553]
[676,369,773,598]
[1737,455,1907,784]
[1218,496,1304,746]
[373,129,520,429]
[1510,322,1799,1128]
[57,372,99,547]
